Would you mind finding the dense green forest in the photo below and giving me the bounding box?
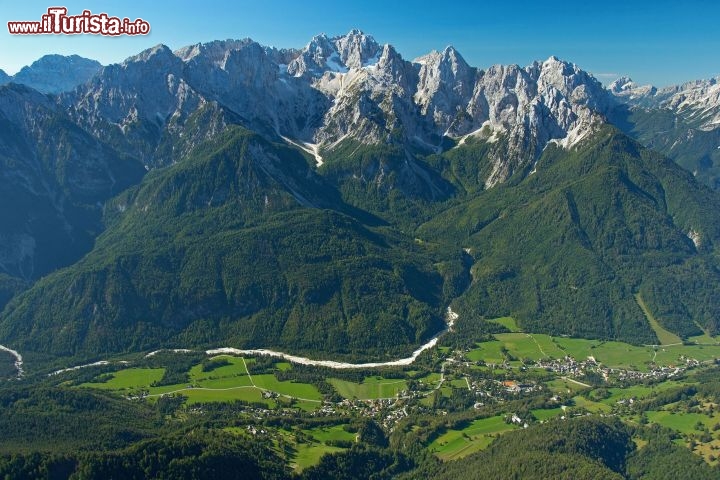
[419,127,720,344]
[0,127,460,365]
[2,125,720,366]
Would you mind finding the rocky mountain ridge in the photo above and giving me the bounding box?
[609,75,720,188]
[610,75,720,131]
[0,55,101,94]
[52,30,618,188]
[0,83,145,283]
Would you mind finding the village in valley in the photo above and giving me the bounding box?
[23,314,720,471]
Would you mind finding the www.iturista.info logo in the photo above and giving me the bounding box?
[7,7,150,35]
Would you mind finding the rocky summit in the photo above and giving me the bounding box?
[0,54,101,94]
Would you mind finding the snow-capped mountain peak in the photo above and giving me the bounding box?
[414,46,476,123]
[607,75,657,102]
[288,29,382,77]
[51,31,625,188]
[334,29,381,69]
[608,75,635,93]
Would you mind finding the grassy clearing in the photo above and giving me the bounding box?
[591,342,655,370]
[183,386,272,406]
[551,337,655,371]
[489,317,521,332]
[81,356,320,407]
[550,337,601,361]
[429,415,517,461]
[292,400,321,412]
[192,376,254,389]
[493,333,544,361]
[583,382,687,411]
[303,425,356,444]
[688,332,720,345]
[655,344,720,365]
[449,378,470,389]
[276,362,293,371]
[292,444,344,471]
[189,356,248,382]
[530,334,567,359]
[646,410,718,435]
[571,395,612,413]
[636,293,683,346]
[252,374,322,401]
[81,368,165,391]
[546,378,589,395]
[531,407,564,421]
[417,372,442,388]
[470,333,565,363]
[273,426,355,472]
[466,341,505,364]
[328,376,407,399]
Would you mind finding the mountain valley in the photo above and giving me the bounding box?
[1,27,720,479]
[0,31,719,366]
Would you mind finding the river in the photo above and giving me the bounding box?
[46,307,458,375]
[208,307,457,369]
[0,344,24,378]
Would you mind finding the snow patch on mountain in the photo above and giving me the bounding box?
[60,30,619,187]
[281,135,324,166]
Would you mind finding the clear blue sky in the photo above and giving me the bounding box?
[1,0,718,87]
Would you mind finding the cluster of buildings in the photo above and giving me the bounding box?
[535,354,698,384]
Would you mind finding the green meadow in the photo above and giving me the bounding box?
[489,317,521,332]
[253,374,322,401]
[464,332,720,371]
[80,368,165,391]
[284,425,356,471]
[635,293,683,346]
[80,355,320,407]
[531,407,564,421]
[646,410,718,435]
[328,376,408,399]
[183,387,271,406]
[428,415,518,461]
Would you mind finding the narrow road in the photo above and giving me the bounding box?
[144,356,321,403]
[144,384,321,403]
[527,334,548,358]
[241,357,255,387]
[561,376,592,388]
[435,360,447,390]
